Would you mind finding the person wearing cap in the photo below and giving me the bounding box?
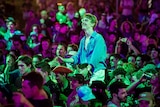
[138,92,155,107]
[59,13,107,85]
[77,85,96,106]
[52,66,72,107]
[67,74,85,107]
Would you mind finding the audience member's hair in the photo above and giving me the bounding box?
[16,55,32,66]
[113,68,126,76]
[109,81,127,95]
[22,71,44,89]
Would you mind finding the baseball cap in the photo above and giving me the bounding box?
[77,85,96,101]
[138,92,155,101]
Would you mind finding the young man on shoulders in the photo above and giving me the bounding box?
[59,13,107,85]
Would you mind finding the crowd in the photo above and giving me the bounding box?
[0,0,160,107]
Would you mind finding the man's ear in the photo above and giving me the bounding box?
[28,64,32,69]
[32,85,39,92]
[91,22,95,28]
[113,93,117,97]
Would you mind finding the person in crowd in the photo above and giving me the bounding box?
[135,0,149,23]
[14,55,33,89]
[138,92,156,107]
[67,74,85,107]
[150,71,160,106]
[69,31,81,46]
[56,5,67,24]
[66,2,76,21]
[106,32,119,55]
[53,67,72,107]
[66,44,78,57]
[24,10,40,37]
[3,53,18,84]
[120,20,134,39]
[97,13,108,36]
[0,17,22,50]
[39,9,53,38]
[70,18,81,34]
[27,24,44,49]
[35,61,60,106]
[0,53,18,103]
[127,54,136,64]
[119,0,134,24]
[135,54,145,70]
[32,54,43,69]
[149,47,160,68]
[108,53,121,73]
[59,13,107,85]
[51,21,60,43]
[11,36,28,55]
[107,81,128,107]
[12,71,53,107]
[55,23,70,43]
[77,85,96,106]
[115,37,140,57]
[0,38,8,57]
[50,42,58,59]
[56,43,67,58]
[33,37,52,58]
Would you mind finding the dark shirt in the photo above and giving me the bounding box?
[28,98,53,107]
[44,79,60,105]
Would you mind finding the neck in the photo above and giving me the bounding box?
[33,89,48,100]
[85,29,94,37]
[152,58,159,64]
[111,97,121,107]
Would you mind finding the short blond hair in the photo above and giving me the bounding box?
[83,13,98,28]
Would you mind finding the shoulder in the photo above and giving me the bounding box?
[107,101,118,107]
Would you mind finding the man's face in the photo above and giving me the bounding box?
[56,45,66,57]
[42,41,50,50]
[22,80,33,98]
[139,100,154,107]
[51,44,57,55]
[127,56,135,64]
[18,61,30,74]
[117,88,127,102]
[110,56,117,68]
[81,17,94,30]
[7,21,15,30]
[6,55,14,66]
[13,41,22,50]
[150,49,158,59]
[136,56,142,67]
[32,57,40,68]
